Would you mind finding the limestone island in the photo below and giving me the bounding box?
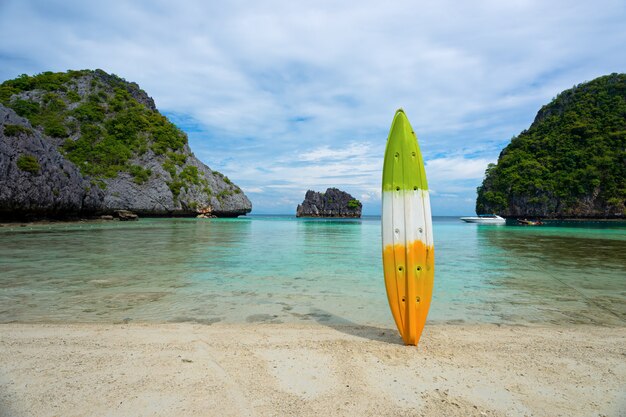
[476,73,625,219]
[296,188,362,218]
[0,69,251,220]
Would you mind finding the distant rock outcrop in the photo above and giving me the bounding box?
[0,69,251,220]
[296,188,362,218]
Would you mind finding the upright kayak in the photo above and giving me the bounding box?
[381,109,434,346]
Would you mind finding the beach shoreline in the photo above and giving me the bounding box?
[1,322,624,417]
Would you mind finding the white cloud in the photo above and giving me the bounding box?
[298,143,373,163]
[242,187,264,193]
[426,157,493,182]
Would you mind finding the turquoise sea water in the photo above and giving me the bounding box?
[0,216,624,327]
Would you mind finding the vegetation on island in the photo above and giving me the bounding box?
[16,154,40,173]
[1,71,185,181]
[0,70,243,202]
[3,124,33,137]
[347,198,361,209]
[476,73,626,218]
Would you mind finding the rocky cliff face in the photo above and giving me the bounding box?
[296,188,362,218]
[0,70,251,219]
[476,73,625,219]
[0,105,101,218]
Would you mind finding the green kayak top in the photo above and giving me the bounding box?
[382,109,428,192]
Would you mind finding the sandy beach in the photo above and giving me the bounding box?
[0,323,624,417]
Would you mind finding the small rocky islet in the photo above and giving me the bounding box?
[0,69,251,220]
[296,188,362,218]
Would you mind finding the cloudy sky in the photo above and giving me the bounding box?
[1,0,624,214]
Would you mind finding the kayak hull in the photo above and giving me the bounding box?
[381,110,434,346]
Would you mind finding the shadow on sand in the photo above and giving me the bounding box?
[307,308,404,345]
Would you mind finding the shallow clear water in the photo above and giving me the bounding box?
[0,216,624,326]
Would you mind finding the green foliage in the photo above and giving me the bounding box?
[129,165,152,184]
[149,113,186,155]
[3,124,33,136]
[10,99,40,117]
[63,130,131,178]
[43,93,66,111]
[4,92,70,138]
[180,165,200,185]
[42,117,68,137]
[167,179,185,199]
[167,151,187,166]
[66,90,81,102]
[1,71,88,105]
[109,87,130,111]
[66,119,79,135]
[73,101,105,123]
[2,71,86,93]
[0,85,18,104]
[162,159,176,177]
[1,70,197,190]
[216,189,233,201]
[162,151,200,201]
[347,199,361,209]
[23,94,70,138]
[90,179,107,190]
[16,154,40,173]
[105,87,185,156]
[476,73,626,216]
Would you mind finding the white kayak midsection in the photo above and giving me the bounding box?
[382,189,433,247]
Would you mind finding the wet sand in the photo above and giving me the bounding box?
[0,323,624,417]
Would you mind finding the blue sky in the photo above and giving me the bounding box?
[1,0,625,215]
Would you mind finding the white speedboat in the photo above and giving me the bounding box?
[459,214,506,224]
